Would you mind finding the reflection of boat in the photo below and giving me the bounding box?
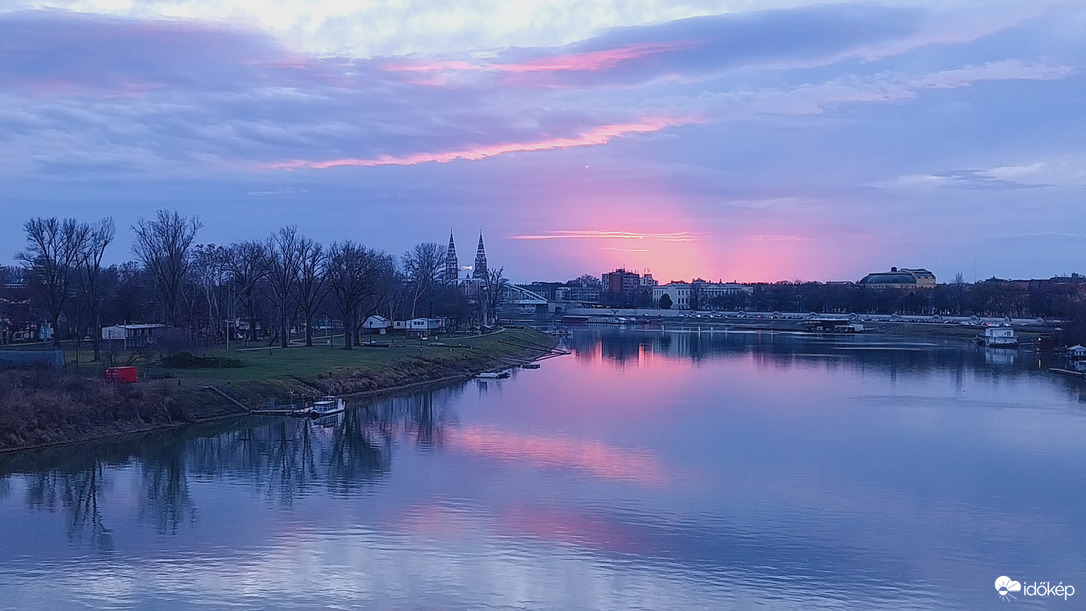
[976,326,1018,347]
[307,396,345,417]
[803,319,865,333]
[984,348,1016,366]
[476,371,510,379]
[311,413,342,427]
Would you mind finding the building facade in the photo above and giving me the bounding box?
[652,281,753,309]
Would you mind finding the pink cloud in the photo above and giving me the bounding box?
[446,425,668,485]
[510,230,697,242]
[265,118,686,170]
[384,42,692,75]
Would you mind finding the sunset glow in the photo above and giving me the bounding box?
[266,118,685,171]
[384,41,693,74]
[2,2,1084,282]
[446,425,668,485]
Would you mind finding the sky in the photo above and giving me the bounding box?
[2,1,1085,284]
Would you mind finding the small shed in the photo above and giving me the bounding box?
[102,324,165,348]
[361,315,389,335]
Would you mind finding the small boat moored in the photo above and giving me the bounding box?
[476,371,511,379]
[307,396,345,417]
[977,325,1018,348]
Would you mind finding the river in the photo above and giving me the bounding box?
[2,329,1085,609]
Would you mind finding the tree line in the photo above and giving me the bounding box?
[699,277,1084,318]
[600,275,1086,318]
[3,210,509,359]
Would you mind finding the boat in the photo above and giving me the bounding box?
[311,413,342,427]
[475,371,510,379]
[803,319,865,333]
[976,325,1018,348]
[307,395,345,417]
[520,363,541,369]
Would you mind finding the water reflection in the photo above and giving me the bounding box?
[3,331,1086,609]
[568,327,1063,383]
[0,384,465,545]
[24,460,114,553]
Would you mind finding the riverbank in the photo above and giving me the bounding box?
[0,328,558,453]
[632,317,1053,343]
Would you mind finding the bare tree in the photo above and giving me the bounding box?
[569,273,602,289]
[191,244,228,339]
[76,218,115,361]
[267,226,303,348]
[326,242,393,349]
[402,242,446,319]
[688,280,706,311]
[132,210,202,326]
[480,267,508,327]
[225,240,268,342]
[19,217,88,346]
[295,237,327,347]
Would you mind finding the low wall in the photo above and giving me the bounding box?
[0,350,65,369]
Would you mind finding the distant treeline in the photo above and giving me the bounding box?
[591,275,1086,320]
[692,278,1085,318]
[1,210,509,360]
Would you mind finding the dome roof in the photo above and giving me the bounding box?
[861,273,917,285]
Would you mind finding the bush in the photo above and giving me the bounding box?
[158,352,243,369]
[0,369,193,450]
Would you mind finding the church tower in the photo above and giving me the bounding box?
[445,231,458,283]
[473,232,488,279]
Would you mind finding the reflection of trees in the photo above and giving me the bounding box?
[0,383,465,544]
[569,328,1053,382]
[139,449,195,534]
[19,456,114,554]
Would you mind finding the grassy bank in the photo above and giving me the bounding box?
[0,328,557,452]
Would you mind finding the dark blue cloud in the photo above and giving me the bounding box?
[0,11,290,94]
[566,4,924,81]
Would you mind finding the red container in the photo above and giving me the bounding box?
[105,366,138,383]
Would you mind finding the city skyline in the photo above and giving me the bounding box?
[2,2,1084,283]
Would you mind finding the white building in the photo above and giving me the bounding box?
[360,315,389,334]
[101,323,166,347]
[394,317,448,338]
[652,281,753,309]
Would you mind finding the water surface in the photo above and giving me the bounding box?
[2,329,1085,609]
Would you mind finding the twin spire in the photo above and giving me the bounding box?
[473,233,487,279]
[444,230,486,283]
[445,231,458,283]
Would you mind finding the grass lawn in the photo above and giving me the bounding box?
[48,327,557,409]
[0,328,558,451]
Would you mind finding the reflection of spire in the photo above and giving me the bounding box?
[445,230,458,283]
[473,232,487,279]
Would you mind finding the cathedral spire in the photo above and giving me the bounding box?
[472,232,488,279]
[445,230,458,283]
